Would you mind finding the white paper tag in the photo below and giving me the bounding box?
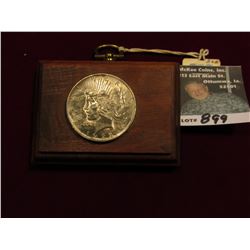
[182,58,221,66]
[181,113,250,126]
[180,65,250,126]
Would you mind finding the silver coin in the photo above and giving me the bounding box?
[66,73,136,142]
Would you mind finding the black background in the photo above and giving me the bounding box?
[2,32,250,217]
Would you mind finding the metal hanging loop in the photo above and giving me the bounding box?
[94,44,124,61]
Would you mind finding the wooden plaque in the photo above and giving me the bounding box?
[32,60,180,166]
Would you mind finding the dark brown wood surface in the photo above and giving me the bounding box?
[33,61,180,165]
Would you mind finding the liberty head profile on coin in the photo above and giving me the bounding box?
[66,73,136,142]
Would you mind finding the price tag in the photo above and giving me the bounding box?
[182,58,221,66]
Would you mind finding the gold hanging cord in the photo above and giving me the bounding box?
[94,44,209,61]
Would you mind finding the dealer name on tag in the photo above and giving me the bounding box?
[180,66,250,126]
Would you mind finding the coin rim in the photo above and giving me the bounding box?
[66,73,136,142]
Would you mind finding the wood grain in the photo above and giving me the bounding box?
[32,61,180,166]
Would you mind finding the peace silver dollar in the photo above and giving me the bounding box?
[66,73,136,142]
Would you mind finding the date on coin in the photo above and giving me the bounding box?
[66,73,136,142]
